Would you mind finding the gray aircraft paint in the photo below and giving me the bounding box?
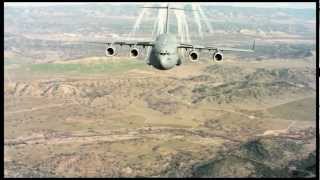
[149,33,180,70]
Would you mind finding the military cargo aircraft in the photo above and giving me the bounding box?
[85,4,255,70]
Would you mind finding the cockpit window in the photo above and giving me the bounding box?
[160,52,170,55]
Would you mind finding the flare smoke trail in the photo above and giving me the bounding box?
[126,3,211,59]
[173,3,191,59]
[192,4,204,39]
[174,10,184,42]
[156,3,167,35]
[145,4,159,61]
[173,4,191,43]
[198,5,213,33]
[179,9,191,43]
[151,11,158,39]
[146,3,165,60]
[127,4,150,41]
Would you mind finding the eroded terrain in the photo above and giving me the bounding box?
[4,58,316,177]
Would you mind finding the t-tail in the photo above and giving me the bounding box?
[141,4,196,34]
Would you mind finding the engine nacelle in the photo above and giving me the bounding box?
[213,51,223,61]
[189,50,199,62]
[105,46,116,57]
[130,48,139,58]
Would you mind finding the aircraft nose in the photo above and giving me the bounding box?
[159,56,172,70]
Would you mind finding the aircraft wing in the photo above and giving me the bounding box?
[77,40,154,47]
[178,40,255,52]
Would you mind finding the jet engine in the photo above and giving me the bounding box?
[105,46,116,56]
[189,50,199,62]
[130,48,139,58]
[213,51,223,61]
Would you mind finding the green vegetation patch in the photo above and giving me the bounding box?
[26,60,146,75]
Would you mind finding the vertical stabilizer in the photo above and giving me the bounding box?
[141,4,191,34]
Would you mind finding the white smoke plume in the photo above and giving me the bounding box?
[192,4,204,39]
[197,5,213,33]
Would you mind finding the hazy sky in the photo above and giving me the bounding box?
[4,2,316,9]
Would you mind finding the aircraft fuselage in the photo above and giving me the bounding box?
[149,33,180,70]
